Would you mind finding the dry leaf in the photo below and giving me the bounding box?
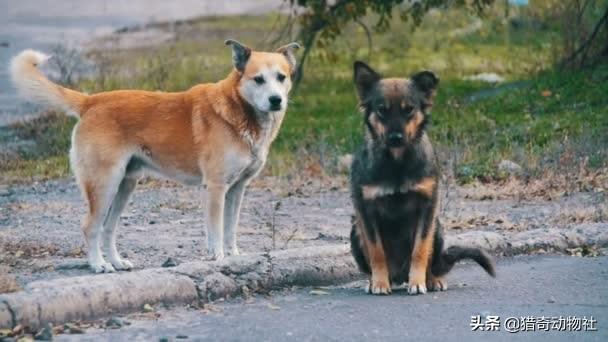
[267,303,281,310]
[309,289,330,295]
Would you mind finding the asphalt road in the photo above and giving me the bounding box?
[59,255,608,341]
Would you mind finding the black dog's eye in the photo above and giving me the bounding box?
[277,73,286,82]
[403,105,414,116]
[376,105,386,118]
[254,76,265,85]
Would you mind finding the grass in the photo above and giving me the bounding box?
[0,113,75,182]
[2,4,607,184]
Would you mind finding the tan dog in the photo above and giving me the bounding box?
[10,40,300,273]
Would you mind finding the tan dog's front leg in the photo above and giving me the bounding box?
[223,180,247,256]
[367,237,391,295]
[408,224,435,295]
[205,183,227,260]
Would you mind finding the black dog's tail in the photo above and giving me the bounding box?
[432,246,496,278]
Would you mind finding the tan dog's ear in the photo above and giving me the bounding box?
[276,42,300,74]
[225,39,251,72]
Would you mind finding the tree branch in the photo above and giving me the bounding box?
[563,4,608,67]
[355,18,373,60]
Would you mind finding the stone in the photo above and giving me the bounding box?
[63,323,85,334]
[34,323,53,341]
[55,260,89,270]
[497,160,523,176]
[200,273,238,301]
[162,257,179,268]
[105,317,124,329]
[464,73,505,83]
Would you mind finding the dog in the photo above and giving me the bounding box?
[10,39,300,273]
[349,61,495,295]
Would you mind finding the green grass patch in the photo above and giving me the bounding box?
[0,113,75,183]
[3,4,606,183]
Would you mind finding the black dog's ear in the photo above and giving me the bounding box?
[225,39,252,73]
[276,42,300,75]
[411,70,439,107]
[354,61,381,102]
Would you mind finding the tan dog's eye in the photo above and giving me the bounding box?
[254,76,265,85]
[277,73,286,83]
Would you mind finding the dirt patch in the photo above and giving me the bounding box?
[457,171,608,201]
[1,176,606,291]
[0,266,20,293]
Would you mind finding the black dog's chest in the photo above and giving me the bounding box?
[363,191,428,241]
[367,190,425,219]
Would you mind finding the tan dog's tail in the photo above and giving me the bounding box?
[10,49,87,117]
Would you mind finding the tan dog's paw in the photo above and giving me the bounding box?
[204,249,225,261]
[366,278,392,295]
[111,258,134,271]
[427,275,448,292]
[90,261,116,273]
[225,246,240,256]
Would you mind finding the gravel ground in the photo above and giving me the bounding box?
[1,177,605,289]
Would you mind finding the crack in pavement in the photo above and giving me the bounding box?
[263,252,274,287]
[2,299,17,328]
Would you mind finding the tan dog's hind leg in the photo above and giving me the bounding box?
[205,183,228,260]
[102,176,137,270]
[77,164,128,273]
[71,121,132,273]
[366,236,391,295]
[223,180,247,256]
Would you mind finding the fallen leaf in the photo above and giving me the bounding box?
[267,303,281,310]
[63,323,85,334]
[202,304,222,313]
[541,90,552,97]
[309,289,330,296]
[12,324,23,335]
[17,336,35,342]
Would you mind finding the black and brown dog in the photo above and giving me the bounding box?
[349,61,495,295]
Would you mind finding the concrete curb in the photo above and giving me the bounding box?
[0,269,198,331]
[1,224,607,330]
[447,223,608,256]
[0,245,358,330]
